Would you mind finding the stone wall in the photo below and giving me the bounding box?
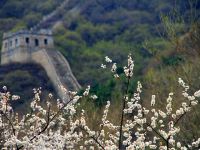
[31,49,70,101]
[1,30,81,102]
[1,47,81,102]
[1,29,54,64]
[1,47,30,64]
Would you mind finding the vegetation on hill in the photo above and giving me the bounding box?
[0,0,64,49]
[0,63,56,114]
[0,0,200,142]
[53,0,200,85]
[1,1,199,85]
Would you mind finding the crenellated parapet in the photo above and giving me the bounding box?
[1,29,54,64]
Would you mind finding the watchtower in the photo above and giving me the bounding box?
[1,29,54,64]
[1,29,81,102]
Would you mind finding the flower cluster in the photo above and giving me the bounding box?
[124,54,134,77]
[101,56,119,78]
[0,55,200,150]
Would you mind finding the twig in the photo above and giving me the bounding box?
[18,97,74,149]
[174,102,191,127]
[118,76,131,149]
[79,126,105,150]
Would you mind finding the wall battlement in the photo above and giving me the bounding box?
[1,29,54,62]
[1,29,81,102]
[3,29,52,39]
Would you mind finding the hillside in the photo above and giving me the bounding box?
[0,0,199,99]
[0,63,56,114]
[0,0,199,108]
[0,0,200,148]
[0,0,199,85]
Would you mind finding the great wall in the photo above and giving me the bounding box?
[1,29,81,102]
[32,0,81,30]
[0,0,83,102]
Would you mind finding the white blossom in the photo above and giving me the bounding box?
[105,56,112,63]
[151,95,156,106]
[194,90,200,97]
[101,64,106,69]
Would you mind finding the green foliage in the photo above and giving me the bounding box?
[0,18,17,31]
[11,21,26,32]
[36,0,61,15]
[24,13,42,28]
[52,0,199,89]
[0,0,63,18]
[0,0,64,38]
[143,38,172,56]
[0,1,26,18]
[162,55,184,66]
[91,79,116,107]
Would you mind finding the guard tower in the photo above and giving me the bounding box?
[1,29,54,64]
[1,29,81,102]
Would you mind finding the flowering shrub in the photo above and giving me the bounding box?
[0,55,200,150]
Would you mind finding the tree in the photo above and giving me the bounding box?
[0,55,200,149]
